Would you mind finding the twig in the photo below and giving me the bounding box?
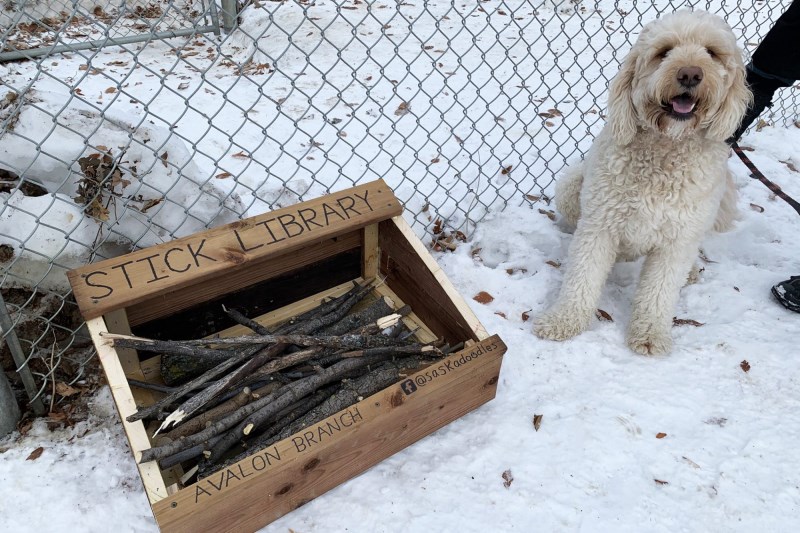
[125,345,260,423]
[161,385,259,441]
[138,354,390,464]
[222,305,272,335]
[128,379,177,394]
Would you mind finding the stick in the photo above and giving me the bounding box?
[154,341,289,434]
[222,305,272,335]
[108,332,410,350]
[161,386,260,441]
[138,354,390,464]
[318,296,394,336]
[201,386,334,468]
[127,379,176,394]
[125,345,260,423]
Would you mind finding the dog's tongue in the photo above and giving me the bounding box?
[671,96,695,114]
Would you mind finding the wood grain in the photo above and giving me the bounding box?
[86,316,168,504]
[151,335,505,532]
[68,180,402,320]
[379,216,487,343]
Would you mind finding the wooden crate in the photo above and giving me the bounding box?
[68,180,506,532]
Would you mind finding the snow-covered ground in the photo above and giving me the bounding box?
[2,0,800,531]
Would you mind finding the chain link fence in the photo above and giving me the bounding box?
[1,0,797,412]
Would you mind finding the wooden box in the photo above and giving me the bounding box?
[68,180,506,532]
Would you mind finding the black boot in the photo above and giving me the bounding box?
[772,276,800,313]
[728,68,791,144]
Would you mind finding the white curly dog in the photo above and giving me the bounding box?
[534,11,751,355]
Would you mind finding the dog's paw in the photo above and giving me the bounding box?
[626,323,672,355]
[533,310,587,341]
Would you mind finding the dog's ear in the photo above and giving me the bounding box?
[706,54,752,141]
[607,48,639,145]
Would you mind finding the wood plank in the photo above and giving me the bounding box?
[379,216,488,343]
[361,224,379,280]
[152,335,506,532]
[127,243,361,330]
[68,180,402,320]
[103,309,157,407]
[86,316,168,504]
[126,234,360,327]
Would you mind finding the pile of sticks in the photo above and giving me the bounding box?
[104,280,460,483]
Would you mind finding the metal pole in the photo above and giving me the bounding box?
[220,0,238,34]
[0,368,20,437]
[0,294,46,415]
[0,25,221,63]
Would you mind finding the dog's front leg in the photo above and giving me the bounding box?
[627,243,698,355]
[534,226,617,341]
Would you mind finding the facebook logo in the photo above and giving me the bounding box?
[400,379,417,395]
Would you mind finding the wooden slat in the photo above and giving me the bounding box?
[151,335,506,532]
[126,233,361,326]
[361,224,379,280]
[68,180,402,319]
[85,316,168,504]
[379,216,488,343]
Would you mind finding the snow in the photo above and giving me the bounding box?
[2,0,800,532]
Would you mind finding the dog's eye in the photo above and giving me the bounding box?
[706,47,720,60]
[656,48,672,60]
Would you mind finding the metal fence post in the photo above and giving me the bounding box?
[0,368,20,436]
[0,294,46,415]
[220,0,238,34]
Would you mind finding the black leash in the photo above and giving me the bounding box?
[731,142,800,216]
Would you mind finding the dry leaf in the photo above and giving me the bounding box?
[502,470,514,488]
[749,203,765,213]
[595,309,613,322]
[525,194,541,202]
[533,414,543,431]
[55,382,81,397]
[160,151,168,167]
[656,432,667,439]
[473,291,494,304]
[432,218,443,235]
[104,87,116,94]
[139,197,164,213]
[26,447,44,461]
[521,310,531,322]
[430,158,440,163]
[733,286,740,292]
[538,208,556,221]
[178,82,190,90]
[494,311,507,319]
[394,101,410,116]
[654,479,669,486]
[672,317,705,327]
[501,165,513,175]
[545,120,555,127]
[545,260,561,268]
[231,151,250,159]
[215,172,232,179]
[780,160,798,173]
[740,360,751,373]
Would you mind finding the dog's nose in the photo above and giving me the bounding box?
[677,66,703,88]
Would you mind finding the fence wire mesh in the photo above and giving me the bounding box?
[0,0,797,409]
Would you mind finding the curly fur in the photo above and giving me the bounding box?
[534,10,751,355]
